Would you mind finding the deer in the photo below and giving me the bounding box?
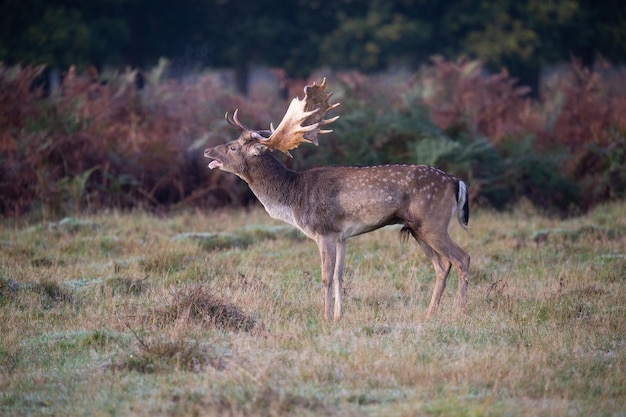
[204,78,470,321]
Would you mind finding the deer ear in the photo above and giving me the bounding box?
[250,143,268,156]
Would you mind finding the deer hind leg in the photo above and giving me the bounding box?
[452,241,470,315]
[427,234,470,316]
[418,241,453,319]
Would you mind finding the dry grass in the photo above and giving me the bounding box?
[0,202,625,416]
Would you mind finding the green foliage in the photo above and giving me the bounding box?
[540,62,626,208]
[2,0,624,90]
[296,75,456,168]
[496,136,578,211]
[1,60,625,217]
[412,57,625,213]
[0,0,131,69]
[0,62,257,218]
[320,2,424,71]
[55,166,99,214]
[413,132,579,211]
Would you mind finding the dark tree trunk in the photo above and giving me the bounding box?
[234,62,249,96]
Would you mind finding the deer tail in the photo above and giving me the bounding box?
[456,180,469,230]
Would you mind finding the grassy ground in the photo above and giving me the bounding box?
[1,201,625,416]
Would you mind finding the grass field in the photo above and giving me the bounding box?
[1,201,625,416]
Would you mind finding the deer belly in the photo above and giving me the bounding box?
[341,222,383,239]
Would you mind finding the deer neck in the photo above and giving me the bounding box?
[246,154,301,227]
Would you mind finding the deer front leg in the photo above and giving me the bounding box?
[316,235,337,321]
[332,240,347,321]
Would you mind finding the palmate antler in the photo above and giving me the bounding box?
[225,78,340,157]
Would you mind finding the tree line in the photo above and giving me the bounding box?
[1,0,625,95]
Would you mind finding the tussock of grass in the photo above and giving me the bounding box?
[149,283,258,332]
[139,251,191,274]
[113,331,226,373]
[174,386,329,417]
[0,277,75,308]
[104,276,148,296]
[0,276,20,301]
[32,280,74,304]
[237,386,327,416]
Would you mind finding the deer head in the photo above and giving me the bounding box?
[205,79,339,178]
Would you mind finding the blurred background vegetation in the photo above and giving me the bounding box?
[1,0,625,219]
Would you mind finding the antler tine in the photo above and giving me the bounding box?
[314,103,341,134]
[225,110,238,129]
[232,109,249,131]
[225,108,252,132]
[261,78,340,156]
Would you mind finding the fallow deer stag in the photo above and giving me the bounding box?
[204,78,470,321]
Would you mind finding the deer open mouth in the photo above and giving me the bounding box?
[208,159,222,169]
[204,148,222,169]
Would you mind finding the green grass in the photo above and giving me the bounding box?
[1,202,625,416]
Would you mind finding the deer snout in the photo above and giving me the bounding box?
[204,147,223,170]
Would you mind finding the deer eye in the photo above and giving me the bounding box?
[229,145,237,151]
